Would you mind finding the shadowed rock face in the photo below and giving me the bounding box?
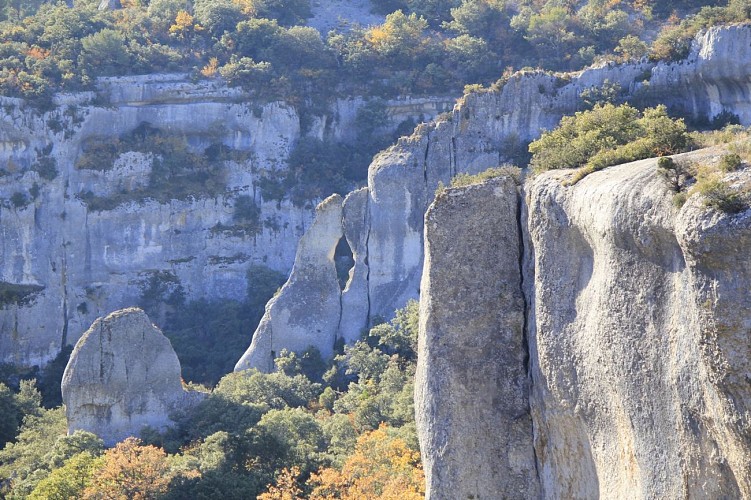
[416,178,539,499]
[61,308,203,446]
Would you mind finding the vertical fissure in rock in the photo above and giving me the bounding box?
[423,135,430,185]
[61,251,69,348]
[450,136,457,178]
[516,184,542,483]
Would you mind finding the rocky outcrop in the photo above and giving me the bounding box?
[526,150,751,498]
[417,148,751,498]
[0,73,448,368]
[61,308,204,446]
[234,195,345,372]
[242,25,751,371]
[415,178,539,499]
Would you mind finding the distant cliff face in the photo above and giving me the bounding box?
[417,146,751,498]
[239,24,751,373]
[0,73,452,368]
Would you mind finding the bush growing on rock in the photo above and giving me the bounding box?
[529,103,691,181]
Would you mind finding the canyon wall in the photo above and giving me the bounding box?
[238,24,751,372]
[0,73,451,367]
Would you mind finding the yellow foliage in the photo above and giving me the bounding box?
[259,467,305,500]
[169,10,202,37]
[307,424,425,500]
[201,57,219,78]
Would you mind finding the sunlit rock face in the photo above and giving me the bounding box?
[416,148,751,498]
[242,24,751,372]
[62,308,204,446]
[526,151,751,498]
[416,178,540,500]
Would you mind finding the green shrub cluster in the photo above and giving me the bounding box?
[76,122,247,210]
[529,103,692,182]
[1,0,745,111]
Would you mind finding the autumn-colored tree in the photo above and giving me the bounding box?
[83,437,176,500]
[307,425,424,500]
[258,466,305,500]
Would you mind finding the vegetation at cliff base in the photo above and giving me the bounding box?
[0,301,423,499]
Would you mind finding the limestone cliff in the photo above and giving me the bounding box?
[241,24,751,372]
[416,178,539,499]
[416,146,751,498]
[61,308,204,446]
[526,150,751,498]
[0,73,451,368]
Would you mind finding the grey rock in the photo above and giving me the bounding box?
[254,24,751,370]
[61,308,204,446]
[0,73,444,368]
[235,195,344,372]
[338,188,370,344]
[416,178,540,499]
[526,149,751,497]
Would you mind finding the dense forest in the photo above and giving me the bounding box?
[1,0,750,497]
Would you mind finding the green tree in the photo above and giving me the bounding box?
[80,29,130,76]
[29,452,103,500]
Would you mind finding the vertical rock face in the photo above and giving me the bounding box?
[61,308,203,446]
[337,188,370,344]
[247,25,751,372]
[416,178,540,499]
[526,151,751,498]
[234,195,344,372]
[0,73,447,368]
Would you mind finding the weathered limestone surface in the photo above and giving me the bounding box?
[234,195,344,372]
[61,308,204,446]
[0,73,445,368]
[249,25,751,373]
[526,149,751,498]
[337,188,370,344]
[416,178,540,499]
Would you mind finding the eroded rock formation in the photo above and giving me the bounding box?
[0,73,450,368]
[235,195,345,372]
[61,308,204,446]
[417,147,751,498]
[416,178,539,499]
[243,24,751,371]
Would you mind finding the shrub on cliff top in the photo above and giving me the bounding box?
[529,103,691,181]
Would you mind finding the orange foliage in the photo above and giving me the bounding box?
[307,425,425,500]
[201,57,219,78]
[26,46,50,60]
[83,437,178,500]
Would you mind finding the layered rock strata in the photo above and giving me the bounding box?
[61,308,204,446]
